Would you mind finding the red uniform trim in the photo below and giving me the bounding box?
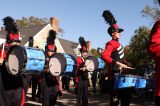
[0,50,7,59]
[0,43,9,59]
[20,89,25,106]
[75,56,84,83]
[55,77,61,91]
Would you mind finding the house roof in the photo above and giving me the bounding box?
[0,24,93,57]
[0,24,48,45]
[0,30,6,39]
[19,24,48,45]
[58,38,93,57]
[58,38,79,57]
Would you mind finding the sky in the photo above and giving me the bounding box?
[0,0,156,49]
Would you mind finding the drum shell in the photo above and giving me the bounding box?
[24,47,45,72]
[6,46,45,75]
[97,57,105,69]
[135,76,147,89]
[49,53,77,76]
[63,54,77,73]
[114,74,137,89]
[85,56,105,72]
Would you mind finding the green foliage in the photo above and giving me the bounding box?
[91,48,100,57]
[125,26,151,68]
[15,16,64,34]
[141,0,160,21]
[16,16,49,28]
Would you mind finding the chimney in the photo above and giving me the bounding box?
[86,41,91,51]
[0,27,5,31]
[50,17,59,34]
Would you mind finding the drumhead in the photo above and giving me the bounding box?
[49,53,66,76]
[8,54,19,75]
[6,46,25,75]
[49,57,62,76]
[85,56,98,72]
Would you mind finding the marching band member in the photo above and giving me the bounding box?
[101,10,131,106]
[28,38,42,101]
[76,37,89,106]
[41,29,62,106]
[0,16,25,106]
[148,0,160,105]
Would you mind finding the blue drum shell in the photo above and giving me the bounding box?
[25,47,45,71]
[135,77,147,89]
[114,75,136,89]
[63,54,76,73]
[97,57,105,69]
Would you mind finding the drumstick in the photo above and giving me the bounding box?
[120,66,136,73]
[126,67,136,70]
[49,63,53,68]
[84,60,92,68]
[1,43,5,59]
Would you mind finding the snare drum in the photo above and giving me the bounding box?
[6,46,45,75]
[85,56,105,72]
[135,76,147,89]
[49,53,77,76]
[114,74,136,89]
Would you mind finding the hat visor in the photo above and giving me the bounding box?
[48,49,56,52]
[10,39,20,43]
[82,50,88,53]
[118,28,124,33]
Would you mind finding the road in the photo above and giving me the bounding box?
[25,86,155,106]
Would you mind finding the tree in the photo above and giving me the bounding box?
[16,16,64,34]
[125,26,151,68]
[141,0,160,21]
[16,16,49,28]
[91,48,100,57]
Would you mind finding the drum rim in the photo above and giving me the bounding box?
[23,46,28,70]
[48,53,66,76]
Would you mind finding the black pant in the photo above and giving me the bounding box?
[91,80,97,93]
[110,89,131,106]
[155,96,160,106]
[0,67,23,106]
[42,87,58,106]
[76,78,88,106]
[32,75,41,99]
[41,74,59,106]
[22,74,32,101]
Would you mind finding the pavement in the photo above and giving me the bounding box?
[24,85,155,106]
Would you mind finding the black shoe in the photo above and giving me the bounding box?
[36,94,41,99]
